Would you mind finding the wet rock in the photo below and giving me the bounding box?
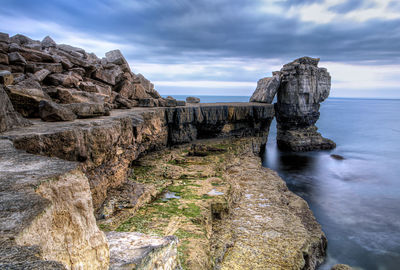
[275,56,336,151]
[39,100,76,122]
[0,86,30,132]
[330,154,345,160]
[106,232,178,270]
[176,100,186,106]
[331,264,354,270]
[250,75,280,103]
[186,96,200,103]
[0,70,13,85]
[41,36,56,48]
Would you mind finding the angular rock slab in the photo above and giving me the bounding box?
[250,75,280,103]
[106,231,178,270]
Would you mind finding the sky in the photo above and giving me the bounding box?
[1,0,400,98]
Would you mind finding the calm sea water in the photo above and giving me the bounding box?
[166,95,400,270]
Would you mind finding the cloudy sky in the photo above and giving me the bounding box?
[1,0,400,98]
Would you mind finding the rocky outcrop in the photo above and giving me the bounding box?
[1,103,274,213]
[0,139,108,269]
[102,137,326,269]
[186,96,200,103]
[0,31,183,123]
[250,56,336,151]
[0,103,274,269]
[275,57,335,151]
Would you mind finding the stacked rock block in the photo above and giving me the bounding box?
[250,56,336,151]
[0,32,184,123]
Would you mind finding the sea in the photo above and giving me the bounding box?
[166,95,400,270]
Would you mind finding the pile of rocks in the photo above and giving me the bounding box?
[0,32,185,123]
[250,56,336,151]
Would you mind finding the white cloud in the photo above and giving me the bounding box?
[265,0,400,25]
[0,14,133,57]
[321,61,400,92]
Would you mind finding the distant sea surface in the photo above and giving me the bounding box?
[165,95,400,270]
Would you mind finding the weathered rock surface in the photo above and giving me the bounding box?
[0,86,30,132]
[102,138,326,269]
[1,103,274,213]
[107,232,178,270]
[0,103,275,269]
[39,100,77,122]
[274,57,335,151]
[249,75,280,103]
[0,139,109,269]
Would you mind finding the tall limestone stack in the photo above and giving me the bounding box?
[275,57,335,151]
[249,56,336,151]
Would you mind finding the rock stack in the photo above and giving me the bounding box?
[0,32,184,126]
[250,56,336,151]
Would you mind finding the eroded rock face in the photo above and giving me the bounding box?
[249,75,280,103]
[0,139,109,269]
[275,57,335,151]
[250,56,335,151]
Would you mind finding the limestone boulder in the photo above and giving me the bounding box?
[0,70,13,85]
[0,53,9,65]
[46,73,80,88]
[34,69,51,82]
[0,32,10,43]
[39,100,77,122]
[105,49,131,72]
[64,103,109,118]
[41,36,56,48]
[250,75,280,103]
[186,96,200,103]
[53,87,106,104]
[0,86,30,132]
[106,232,178,270]
[8,52,27,65]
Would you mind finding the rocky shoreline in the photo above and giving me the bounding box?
[0,31,338,269]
